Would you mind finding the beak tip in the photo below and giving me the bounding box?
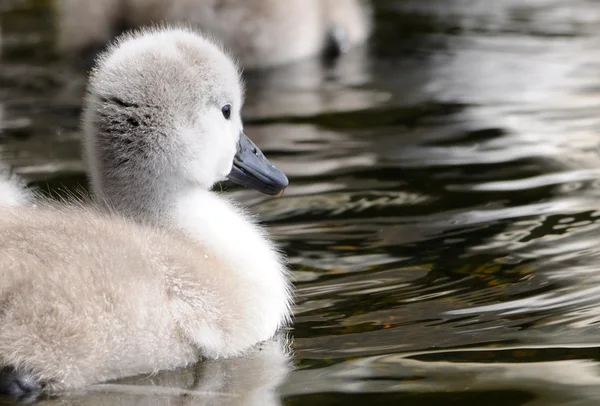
[277,173,289,197]
[269,174,288,198]
[273,188,286,198]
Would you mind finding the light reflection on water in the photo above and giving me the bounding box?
[3,0,600,405]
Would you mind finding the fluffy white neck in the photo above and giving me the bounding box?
[171,187,291,332]
[90,167,290,336]
[170,188,282,276]
[94,177,287,282]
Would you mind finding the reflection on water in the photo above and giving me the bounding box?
[4,0,600,405]
[6,337,292,406]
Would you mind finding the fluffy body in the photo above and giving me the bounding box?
[0,27,291,394]
[0,203,286,392]
[0,167,32,207]
[58,0,371,68]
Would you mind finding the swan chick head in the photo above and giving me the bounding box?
[83,27,288,211]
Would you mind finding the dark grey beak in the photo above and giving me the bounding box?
[227,132,288,197]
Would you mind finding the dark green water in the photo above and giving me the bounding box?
[3,0,600,405]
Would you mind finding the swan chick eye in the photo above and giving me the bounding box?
[221,104,232,120]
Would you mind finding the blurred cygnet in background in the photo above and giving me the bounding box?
[57,0,371,69]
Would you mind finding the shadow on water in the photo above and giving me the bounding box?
[3,0,600,405]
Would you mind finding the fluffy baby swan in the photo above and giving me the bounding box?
[0,27,290,398]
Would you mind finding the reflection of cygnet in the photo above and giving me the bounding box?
[0,27,291,400]
[58,335,293,406]
[57,0,371,68]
